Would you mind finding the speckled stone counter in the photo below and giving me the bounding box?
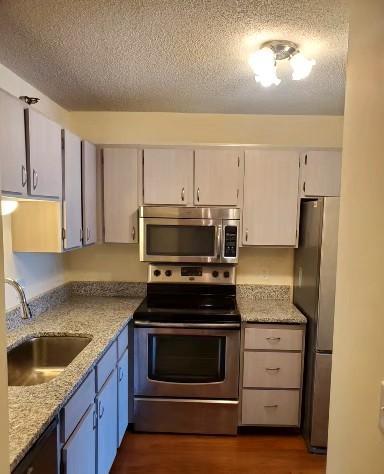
[7,295,142,470]
[237,297,307,324]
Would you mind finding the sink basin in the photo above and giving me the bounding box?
[7,335,92,386]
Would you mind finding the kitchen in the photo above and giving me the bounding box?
[0,1,383,474]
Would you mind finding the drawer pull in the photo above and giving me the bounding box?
[99,401,104,419]
[264,404,279,408]
[266,337,281,341]
[265,367,281,371]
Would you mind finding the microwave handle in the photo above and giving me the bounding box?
[216,225,222,260]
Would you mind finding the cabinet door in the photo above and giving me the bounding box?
[194,149,240,205]
[63,130,82,250]
[0,91,27,196]
[117,348,129,447]
[82,141,97,245]
[143,148,193,205]
[104,148,138,243]
[243,150,300,246]
[97,369,118,474]
[62,404,96,474]
[301,151,342,197]
[26,108,62,198]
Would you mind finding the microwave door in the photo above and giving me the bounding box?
[140,218,222,263]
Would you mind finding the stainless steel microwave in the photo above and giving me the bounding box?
[139,206,240,263]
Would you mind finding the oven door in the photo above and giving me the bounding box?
[134,326,240,399]
[139,218,222,263]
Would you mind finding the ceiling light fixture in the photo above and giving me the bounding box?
[248,40,316,87]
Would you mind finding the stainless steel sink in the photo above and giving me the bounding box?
[7,335,92,386]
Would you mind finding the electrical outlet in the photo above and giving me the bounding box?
[379,381,384,433]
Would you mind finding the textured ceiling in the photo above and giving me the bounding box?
[0,0,348,114]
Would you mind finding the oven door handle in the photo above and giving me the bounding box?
[134,321,240,329]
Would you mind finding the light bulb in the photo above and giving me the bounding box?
[290,52,316,80]
[255,71,281,87]
[249,47,280,87]
[1,200,18,216]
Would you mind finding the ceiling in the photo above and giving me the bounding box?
[0,0,348,114]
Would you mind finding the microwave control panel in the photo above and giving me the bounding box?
[224,226,238,258]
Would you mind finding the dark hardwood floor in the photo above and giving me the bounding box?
[111,431,326,474]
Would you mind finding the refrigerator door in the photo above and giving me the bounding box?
[310,353,332,448]
[317,197,340,351]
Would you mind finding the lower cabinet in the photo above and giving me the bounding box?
[117,349,129,446]
[62,405,96,474]
[97,369,118,474]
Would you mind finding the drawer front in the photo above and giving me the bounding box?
[61,370,96,442]
[96,341,117,392]
[242,389,300,426]
[244,327,303,351]
[243,351,302,388]
[117,325,128,360]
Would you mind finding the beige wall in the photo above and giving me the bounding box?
[327,1,384,472]
[0,64,68,310]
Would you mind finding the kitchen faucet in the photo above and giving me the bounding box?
[5,278,32,320]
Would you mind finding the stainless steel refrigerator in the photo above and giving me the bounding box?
[293,197,339,453]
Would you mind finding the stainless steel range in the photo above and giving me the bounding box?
[133,264,240,435]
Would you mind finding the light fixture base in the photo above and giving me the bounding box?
[262,40,298,61]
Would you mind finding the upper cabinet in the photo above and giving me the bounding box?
[243,150,300,247]
[300,150,342,197]
[82,141,97,246]
[26,108,62,199]
[143,148,193,205]
[103,148,139,243]
[194,150,241,206]
[62,130,83,250]
[0,90,28,196]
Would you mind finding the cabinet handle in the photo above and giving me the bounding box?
[98,401,104,419]
[245,229,248,242]
[196,187,200,202]
[92,410,97,430]
[131,226,136,241]
[80,228,83,242]
[181,187,185,202]
[265,367,281,372]
[264,405,278,409]
[21,165,27,187]
[87,227,91,242]
[266,337,281,341]
[32,169,38,190]
[119,366,124,382]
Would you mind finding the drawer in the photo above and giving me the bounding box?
[243,351,302,388]
[244,326,303,351]
[61,370,96,442]
[96,340,117,391]
[242,389,300,426]
[117,325,128,359]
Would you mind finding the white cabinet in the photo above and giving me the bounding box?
[117,348,129,446]
[300,150,342,197]
[97,369,118,474]
[82,141,97,245]
[62,404,96,474]
[25,108,62,198]
[0,90,27,196]
[143,148,193,205]
[103,148,138,243]
[62,130,82,250]
[243,150,300,246]
[194,149,241,205]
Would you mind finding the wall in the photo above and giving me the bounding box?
[327,1,384,472]
[0,64,69,309]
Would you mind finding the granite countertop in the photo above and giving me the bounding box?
[237,297,307,324]
[7,295,142,470]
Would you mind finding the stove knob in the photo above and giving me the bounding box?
[153,269,161,277]
[224,271,230,278]
[165,269,172,277]
[212,270,219,278]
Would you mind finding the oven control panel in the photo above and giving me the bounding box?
[223,225,238,258]
[148,264,236,284]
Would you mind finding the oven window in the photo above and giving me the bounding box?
[146,225,216,256]
[148,335,226,383]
